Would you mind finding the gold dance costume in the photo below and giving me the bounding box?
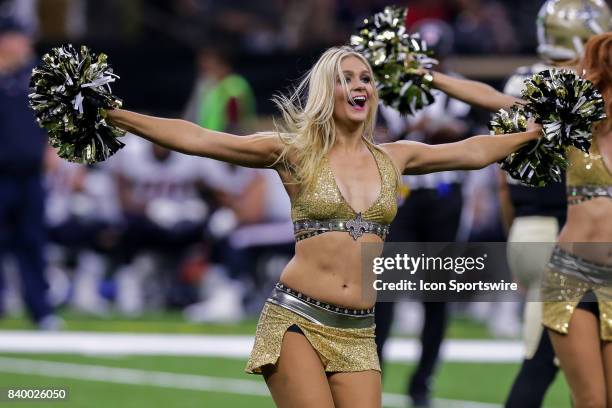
[245,145,398,374]
[542,139,612,340]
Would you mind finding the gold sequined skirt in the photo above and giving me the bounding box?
[542,247,612,340]
[245,285,380,375]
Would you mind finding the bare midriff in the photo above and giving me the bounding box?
[279,231,383,309]
[558,198,612,265]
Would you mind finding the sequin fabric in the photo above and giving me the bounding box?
[245,302,380,375]
[293,218,390,241]
[566,138,612,204]
[542,247,612,340]
[290,145,398,228]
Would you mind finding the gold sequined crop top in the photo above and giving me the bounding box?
[567,137,612,205]
[291,145,398,241]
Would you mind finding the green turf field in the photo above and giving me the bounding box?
[0,354,570,408]
[0,311,492,338]
[0,311,571,407]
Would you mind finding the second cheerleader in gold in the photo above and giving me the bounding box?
[428,33,612,408]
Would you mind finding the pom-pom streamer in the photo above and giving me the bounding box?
[28,45,125,163]
[350,6,437,115]
[490,107,566,186]
[522,69,605,153]
[489,69,605,186]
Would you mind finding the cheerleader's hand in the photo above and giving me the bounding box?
[404,62,428,76]
[403,65,435,89]
[526,118,543,139]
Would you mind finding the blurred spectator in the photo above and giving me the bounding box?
[37,0,86,40]
[1,0,38,36]
[204,1,282,54]
[108,136,213,315]
[140,0,203,45]
[84,0,141,41]
[0,16,61,329]
[184,42,256,134]
[452,0,519,54]
[184,165,294,321]
[277,0,338,51]
[405,0,454,28]
[44,148,121,315]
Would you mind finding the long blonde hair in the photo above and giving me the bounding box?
[272,46,400,191]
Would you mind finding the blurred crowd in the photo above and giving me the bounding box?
[0,19,298,327]
[2,0,547,116]
[38,134,296,321]
[8,0,539,54]
[0,0,541,336]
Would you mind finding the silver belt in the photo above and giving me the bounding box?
[567,185,612,205]
[266,287,375,329]
[293,213,390,241]
[548,246,612,285]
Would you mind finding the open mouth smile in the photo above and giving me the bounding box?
[348,95,367,110]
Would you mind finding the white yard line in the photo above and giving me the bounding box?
[0,330,523,363]
[0,356,501,408]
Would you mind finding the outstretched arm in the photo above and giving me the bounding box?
[431,71,522,112]
[382,127,540,174]
[106,109,283,168]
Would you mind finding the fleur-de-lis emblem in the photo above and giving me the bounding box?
[346,212,368,240]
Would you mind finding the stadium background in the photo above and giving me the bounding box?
[0,0,594,406]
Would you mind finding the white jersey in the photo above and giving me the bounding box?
[44,156,87,225]
[503,63,553,98]
[107,135,263,229]
[45,152,121,225]
[110,136,203,205]
[109,135,259,207]
[198,160,257,197]
[258,169,291,221]
[228,169,293,249]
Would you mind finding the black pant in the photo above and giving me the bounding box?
[115,214,207,263]
[505,330,558,408]
[0,174,52,323]
[375,184,462,397]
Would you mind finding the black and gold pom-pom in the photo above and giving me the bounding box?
[28,45,125,163]
[490,107,566,186]
[522,69,605,153]
[489,69,605,187]
[350,6,437,115]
